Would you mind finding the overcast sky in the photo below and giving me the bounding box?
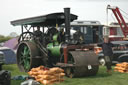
[0,0,128,36]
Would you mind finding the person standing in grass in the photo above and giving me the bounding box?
[97,36,114,74]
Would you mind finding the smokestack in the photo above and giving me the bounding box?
[64,8,71,43]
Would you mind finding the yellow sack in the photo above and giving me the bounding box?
[41,80,53,85]
[28,71,33,75]
[39,65,45,69]
[118,70,124,73]
[43,70,50,75]
[31,67,40,72]
[36,78,43,82]
[49,67,64,73]
[36,75,43,79]
[51,78,64,82]
[37,70,44,75]
[31,72,38,75]
[53,73,65,77]
[43,75,52,80]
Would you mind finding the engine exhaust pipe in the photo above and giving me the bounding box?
[64,8,71,43]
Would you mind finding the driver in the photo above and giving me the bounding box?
[34,26,43,42]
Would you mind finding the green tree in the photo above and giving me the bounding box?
[0,35,12,43]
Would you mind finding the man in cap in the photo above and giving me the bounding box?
[98,36,114,74]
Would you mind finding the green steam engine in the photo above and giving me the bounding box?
[11,8,99,77]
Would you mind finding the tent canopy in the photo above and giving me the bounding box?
[4,37,18,50]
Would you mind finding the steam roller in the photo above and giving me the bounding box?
[11,7,99,77]
[66,51,99,77]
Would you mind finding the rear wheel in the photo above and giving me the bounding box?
[17,41,43,72]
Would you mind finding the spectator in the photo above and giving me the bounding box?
[97,36,114,74]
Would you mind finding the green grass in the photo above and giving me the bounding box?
[3,64,128,85]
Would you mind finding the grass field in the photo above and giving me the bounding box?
[3,64,128,85]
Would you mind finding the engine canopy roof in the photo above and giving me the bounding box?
[11,12,78,27]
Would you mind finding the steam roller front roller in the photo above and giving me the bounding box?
[63,51,99,78]
[16,41,43,72]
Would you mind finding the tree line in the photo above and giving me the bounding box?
[0,35,12,43]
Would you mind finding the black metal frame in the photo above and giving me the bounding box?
[19,24,51,42]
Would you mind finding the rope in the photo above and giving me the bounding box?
[119,8,128,21]
[122,14,128,20]
[119,8,128,16]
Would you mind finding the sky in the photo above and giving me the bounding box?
[0,0,128,36]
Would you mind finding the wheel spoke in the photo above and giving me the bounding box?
[23,59,27,69]
[19,52,24,63]
[26,49,30,55]
[26,60,30,69]
[19,45,31,71]
[26,56,30,60]
[24,46,27,55]
[24,57,30,70]
[19,59,24,64]
[21,52,24,55]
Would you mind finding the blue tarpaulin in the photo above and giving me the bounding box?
[0,47,16,64]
